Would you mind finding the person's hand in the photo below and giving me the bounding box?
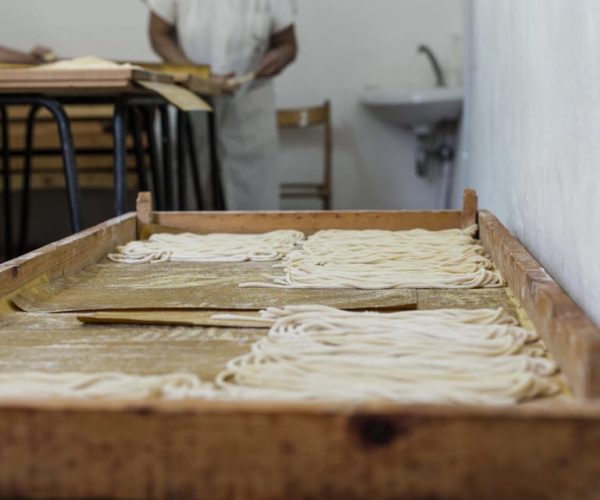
[30,45,56,63]
[255,49,288,79]
[212,72,237,95]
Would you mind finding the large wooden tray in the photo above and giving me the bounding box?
[0,190,599,498]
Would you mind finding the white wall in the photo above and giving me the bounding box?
[276,0,465,209]
[1,0,464,210]
[457,0,600,327]
[0,0,155,61]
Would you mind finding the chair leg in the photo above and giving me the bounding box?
[19,104,41,255]
[0,106,13,259]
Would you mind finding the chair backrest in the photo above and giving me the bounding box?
[277,101,330,129]
[277,101,332,209]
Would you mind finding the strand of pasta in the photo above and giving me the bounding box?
[212,306,560,405]
[108,230,305,264]
[241,225,504,289]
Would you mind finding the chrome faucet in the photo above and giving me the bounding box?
[417,44,446,87]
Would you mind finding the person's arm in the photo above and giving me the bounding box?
[148,12,191,65]
[0,45,54,64]
[255,25,297,79]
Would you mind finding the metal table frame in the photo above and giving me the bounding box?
[0,91,226,258]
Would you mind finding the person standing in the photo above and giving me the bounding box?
[148,0,297,210]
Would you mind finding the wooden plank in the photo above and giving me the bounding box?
[417,287,516,314]
[11,261,418,313]
[137,81,212,112]
[0,310,263,378]
[0,80,134,90]
[0,67,171,84]
[76,310,270,328]
[183,74,225,96]
[136,192,153,227]
[2,172,138,191]
[479,210,600,399]
[0,214,136,299]
[131,61,212,80]
[153,210,464,235]
[0,402,600,498]
[7,104,114,121]
[461,188,478,228]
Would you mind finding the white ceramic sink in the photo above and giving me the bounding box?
[361,86,464,130]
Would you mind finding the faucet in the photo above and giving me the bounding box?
[417,44,446,87]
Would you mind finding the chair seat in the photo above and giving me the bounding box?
[281,182,328,198]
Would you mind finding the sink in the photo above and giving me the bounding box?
[361,86,464,130]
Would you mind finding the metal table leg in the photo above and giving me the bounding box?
[38,98,82,233]
[143,106,162,210]
[0,96,82,240]
[206,98,226,210]
[158,104,174,210]
[0,106,13,259]
[113,96,130,216]
[131,107,149,193]
[176,110,188,210]
[19,105,41,254]
[185,112,204,210]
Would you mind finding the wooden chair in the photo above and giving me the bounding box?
[277,100,332,210]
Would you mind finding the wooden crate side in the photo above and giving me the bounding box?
[479,211,600,399]
[153,210,464,234]
[0,214,136,298]
[0,403,599,499]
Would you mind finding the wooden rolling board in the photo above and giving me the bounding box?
[11,261,418,313]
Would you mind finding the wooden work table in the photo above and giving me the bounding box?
[0,190,599,498]
[0,62,225,260]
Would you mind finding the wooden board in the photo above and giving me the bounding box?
[479,211,600,399]
[0,67,172,87]
[151,210,465,235]
[11,261,418,313]
[131,61,212,80]
[0,310,263,379]
[183,74,226,96]
[0,214,137,300]
[1,402,600,498]
[137,80,212,112]
[76,310,270,328]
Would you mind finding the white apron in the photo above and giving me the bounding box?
[149,0,294,210]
